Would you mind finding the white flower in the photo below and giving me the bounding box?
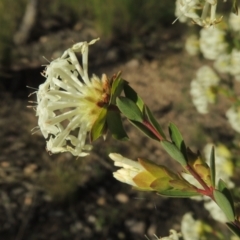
[157,230,181,240]
[181,213,202,240]
[190,66,220,114]
[35,38,110,157]
[226,106,240,133]
[199,27,228,60]
[204,143,234,189]
[229,49,240,81]
[185,34,200,56]
[229,9,240,31]
[175,0,200,23]
[109,153,145,187]
[214,53,231,74]
[174,0,222,27]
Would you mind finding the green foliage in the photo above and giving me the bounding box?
[109,73,125,105]
[144,105,166,139]
[117,97,143,122]
[213,189,235,222]
[123,84,144,112]
[161,141,187,166]
[0,0,175,66]
[0,0,27,64]
[91,107,108,141]
[41,0,174,38]
[210,146,216,188]
[106,110,129,141]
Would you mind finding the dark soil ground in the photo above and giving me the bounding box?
[0,13,237,240]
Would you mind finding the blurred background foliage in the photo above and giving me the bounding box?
[0,0,175,68]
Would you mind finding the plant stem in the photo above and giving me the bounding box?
[143,120,165,141]
[186,164,213,197]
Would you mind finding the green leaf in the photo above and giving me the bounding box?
[232,0,239,14]
[161,141,187,166]
[226,222,240,238]
[144,105,166,139]
[109,73,124,104]
[123,84,144,112]
[169,123,185,149]
[210,146,216,188]
[213,189,235,222]
[158,189,201,198]
[90,107,107,141]
[168,123,187,161]
[218,179,228,192]
[117,97,143,122]
[129,120,159,141]
[106,110,129,140]
[217,179,235,221]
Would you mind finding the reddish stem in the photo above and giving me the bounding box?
[143,120,164,141]
[185,164,213,198]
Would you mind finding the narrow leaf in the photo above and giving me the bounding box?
[168,123,184,149]
[117,97,143,122]
[213,190,235,222]
[169,123,187,160]
[106,111,129,140]
[217,179,235,221]
[110,73,124,104]
[161,141,187,166]
[144,105,166,139]
[158,189,201,198]
[210,146,216,188]
[123,84,144,111]
[90,107,107,141]
[218,179,228,192]
[129,120,159,141]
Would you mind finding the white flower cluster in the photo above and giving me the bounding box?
[184,9,240,82]
[181,213,202,240]
[229,8,240,31]
[174,0,222,27]
[226,106,240,133]
[200,26,228,60]
[175,0,199,23]
[185,34,199,56]
[190,66,220,114]
[214,49,240,81]
[35,38,107,157]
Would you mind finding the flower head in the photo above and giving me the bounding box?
[199,26,228,60]
[174,0,222,27]
[35,39,111,156]
[190,66,220,114]
[229,49,240,81]
[109,153,199,196]
[229,9,240,32]
[226,106,240,133]
[185,34,200,56]
[181,213,203,240]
